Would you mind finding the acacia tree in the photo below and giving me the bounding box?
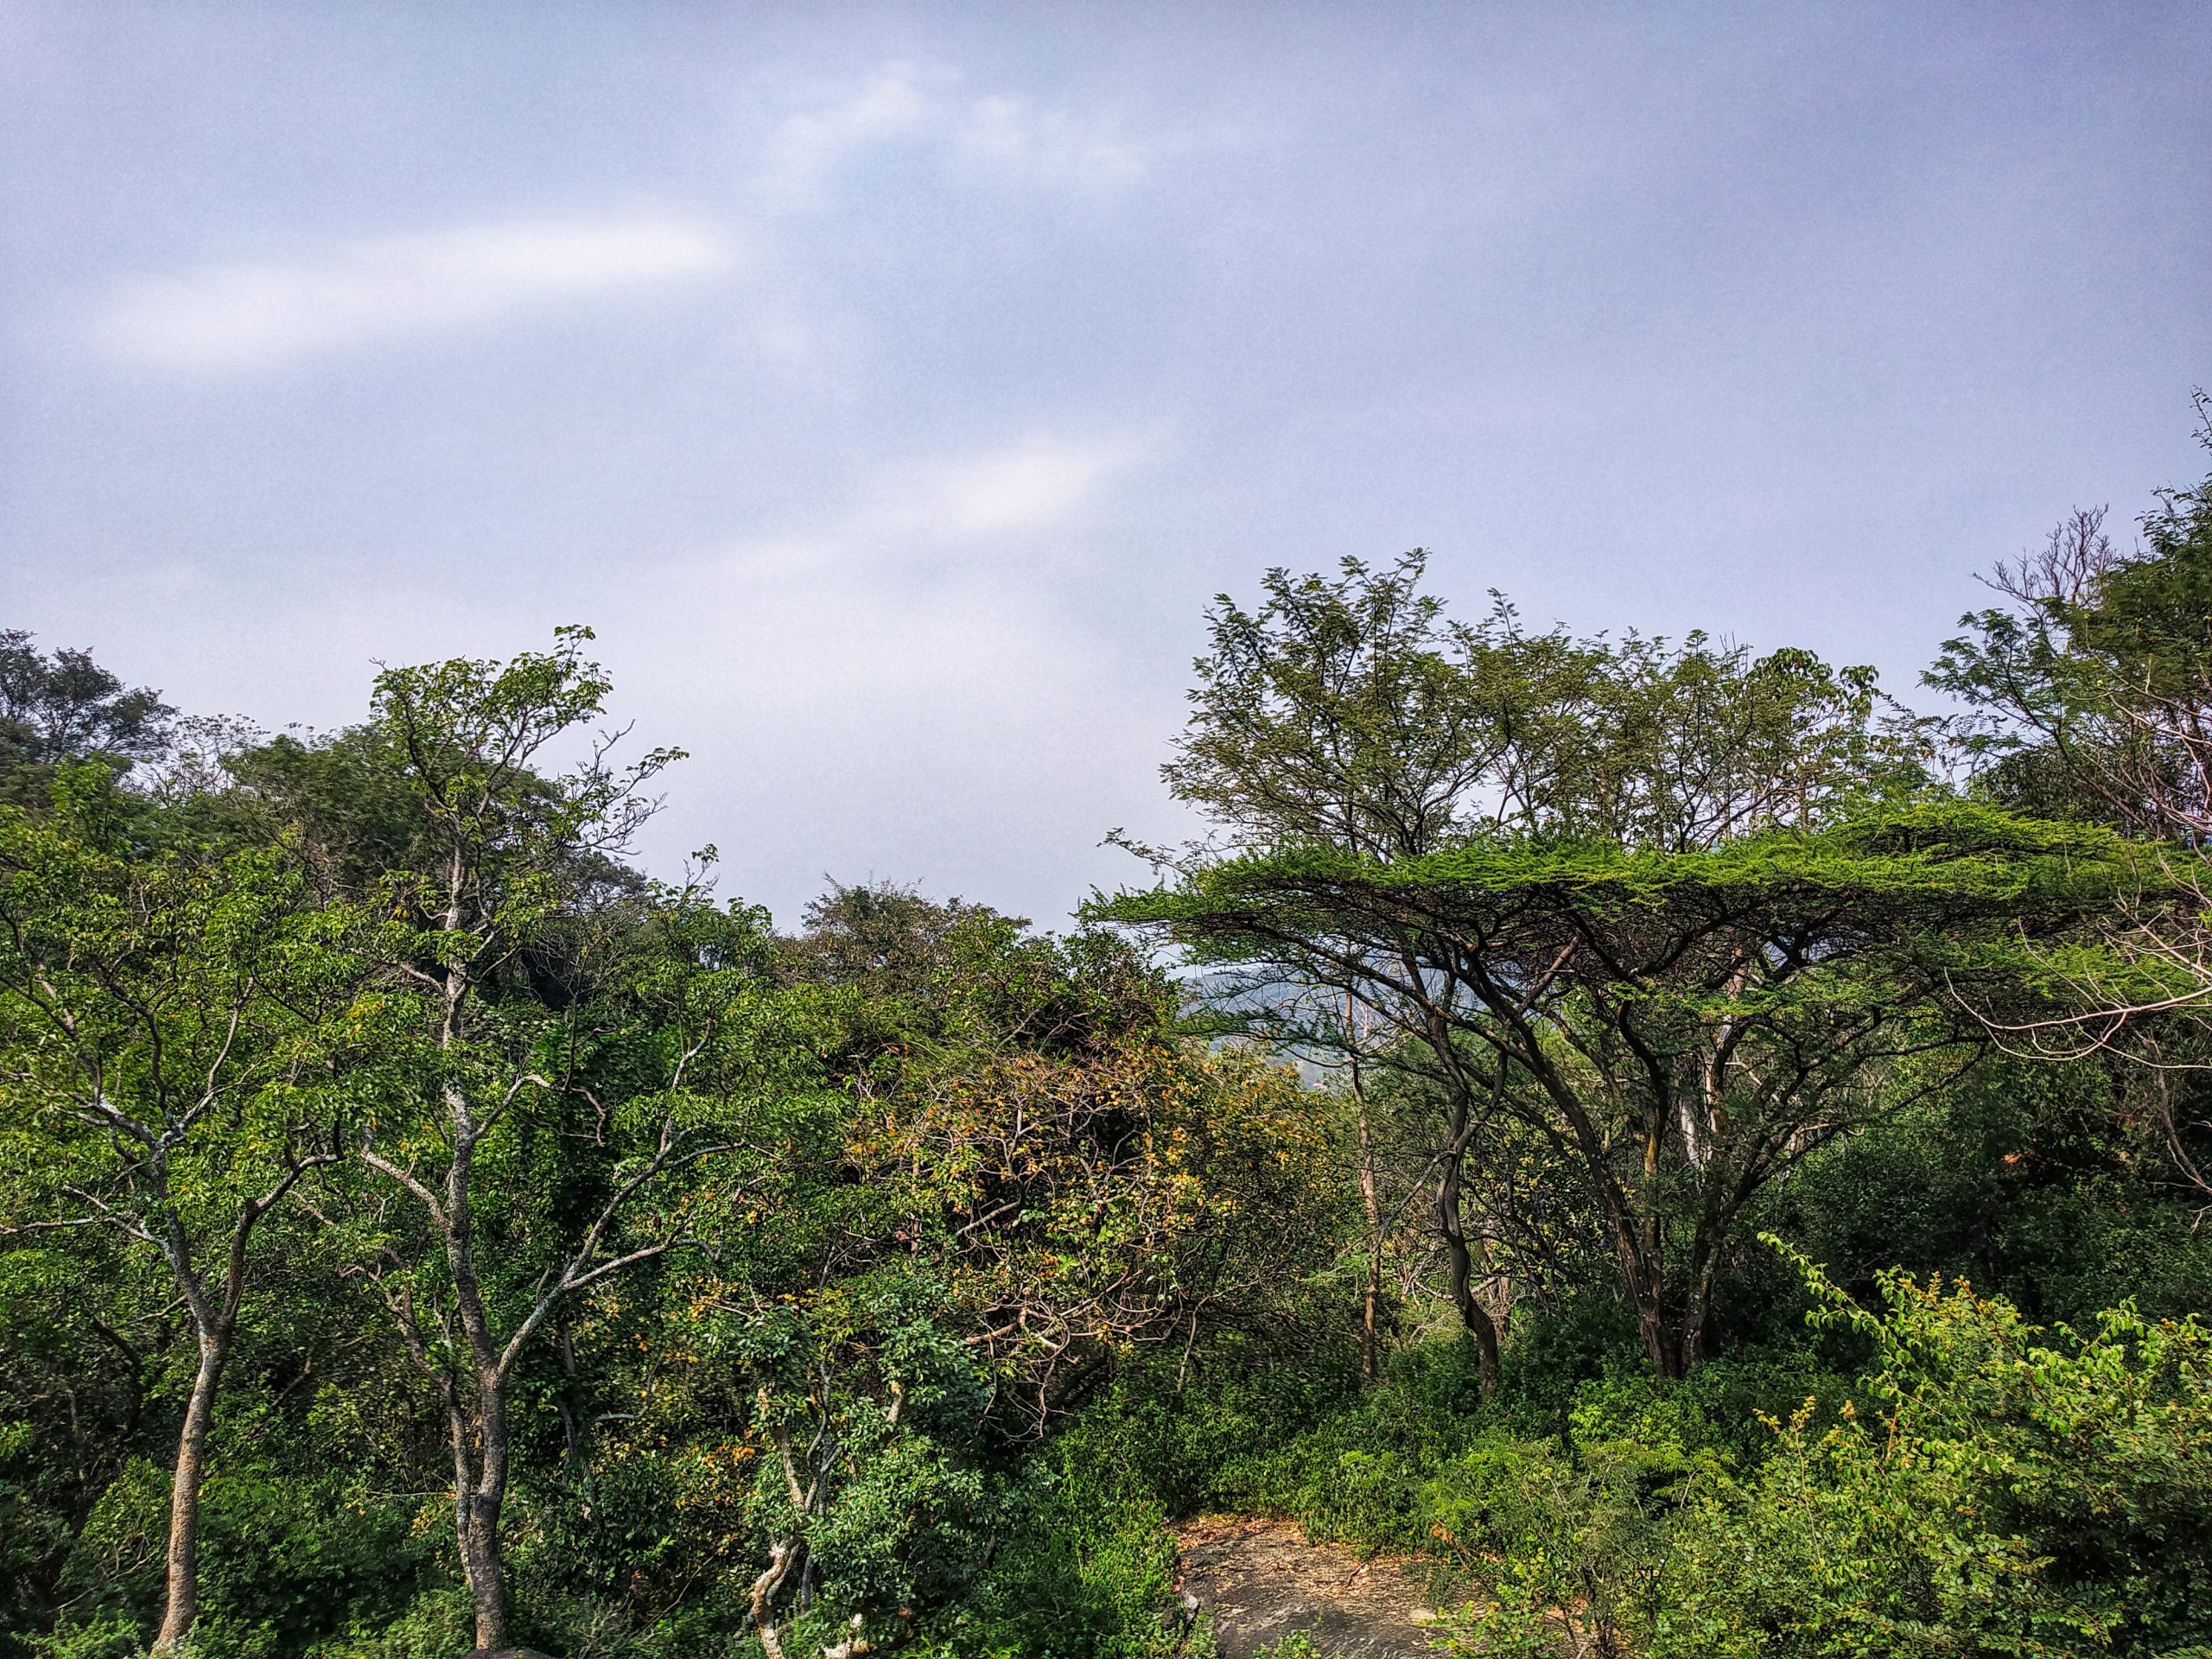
[1106,557,2134,1376]
[0,777,353,1652]
[328,626,747,1652]
[1122,556,1606,1388]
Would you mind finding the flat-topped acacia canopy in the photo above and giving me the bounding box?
[1104,801,2142,947]
[1097,800,2158,1376]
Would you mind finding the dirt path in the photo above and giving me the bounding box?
[1174,1516,1452,1659]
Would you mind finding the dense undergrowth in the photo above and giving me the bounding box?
[967,1077,2212,1659]
[1023,1254,2212,1658]
[22,1073,2208,1659]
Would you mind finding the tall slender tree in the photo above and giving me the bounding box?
[0,776,353,1651]
[333,627,740,1652]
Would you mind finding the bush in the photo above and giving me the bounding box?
[1446,1246,2212,1658]
[917,1425,1208,1659]
[1667,1249,2212,1657]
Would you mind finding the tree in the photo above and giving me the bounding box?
[1930,397,2212,842]
[0,631,174,804]
[1105,557,2130,1376]
[330,626,730,1652]
[1129,556,1597,1388]
[1927,405,2212,1205]
[0,777,353,1652]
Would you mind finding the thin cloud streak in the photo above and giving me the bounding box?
[716,431,1160,583]
[94,209,738,371]
[869,433,1158,541]
[759,60,1154,210]
[86,63,1160,379]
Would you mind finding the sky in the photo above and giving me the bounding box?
[3,3,2209,928]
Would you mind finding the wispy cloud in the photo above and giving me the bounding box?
[92,65,1160,375]
[95,209,737,371]
[720,431,1159,582]
[866,433,1155,540]
[761,62,943,208]
[760,61,1154,210]
[600,429,1179,914]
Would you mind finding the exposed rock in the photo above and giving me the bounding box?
[1175,1515,1453,1659]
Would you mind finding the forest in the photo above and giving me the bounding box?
[5,417,2212,1659]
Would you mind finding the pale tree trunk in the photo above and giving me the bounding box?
[152,1333,227,1653]
[363,1065,700,1653]
[428,1363,514,1651]
[747,1379,875,1658]
[1358,1112,1384,1384]
[360,1072,520,1652]
[149,1164,320,1656]
[445,1095,515,1654]
[457,1388,512,1649]
[1349,1040,1385,1384]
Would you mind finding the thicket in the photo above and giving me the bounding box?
[4,412,2212,1658]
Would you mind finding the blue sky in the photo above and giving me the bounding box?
[3,3,2208,925]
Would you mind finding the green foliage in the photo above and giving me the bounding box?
[917,1432,1204,1659]
[1929,397,2212,842]
[1435,1249,2212,1658]
[1160,553,1926,863]
[48,1451,434,1659]
[1776,1053,2212,1329]
[0,632,174,810]
[12,442,2212,1659]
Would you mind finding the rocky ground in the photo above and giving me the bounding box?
[1173,1515,1457,1659]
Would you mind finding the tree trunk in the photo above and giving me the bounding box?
[151,1331,227,1654]
[1438,1089,1500,1396]
[453,1271,513,1643]
[428,1077,514,1655]
[446,1376,514,1649]
[1616,1228,1683,1380]
[1679,1286,1711,1375]
[1676,1208,1733,1375]
[1638,1294,1683,1380]
[1352,1054,1384,1384]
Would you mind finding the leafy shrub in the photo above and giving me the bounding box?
[1664,1249,2212,1657]
[1446,1246,2212,1658]
[39,1452,437,1659]
[916,1426,1209,1659]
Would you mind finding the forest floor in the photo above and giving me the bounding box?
[1173,1515,1458,1658]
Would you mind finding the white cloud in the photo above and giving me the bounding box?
[598,431,1180,920]
[868,433,1154,539]
[96,209,737,371]
[760,62,944,208]
[759,61,1155,210]
[718,431,1157,584]
[957,94,1148,191]
[89,67,1161,375]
